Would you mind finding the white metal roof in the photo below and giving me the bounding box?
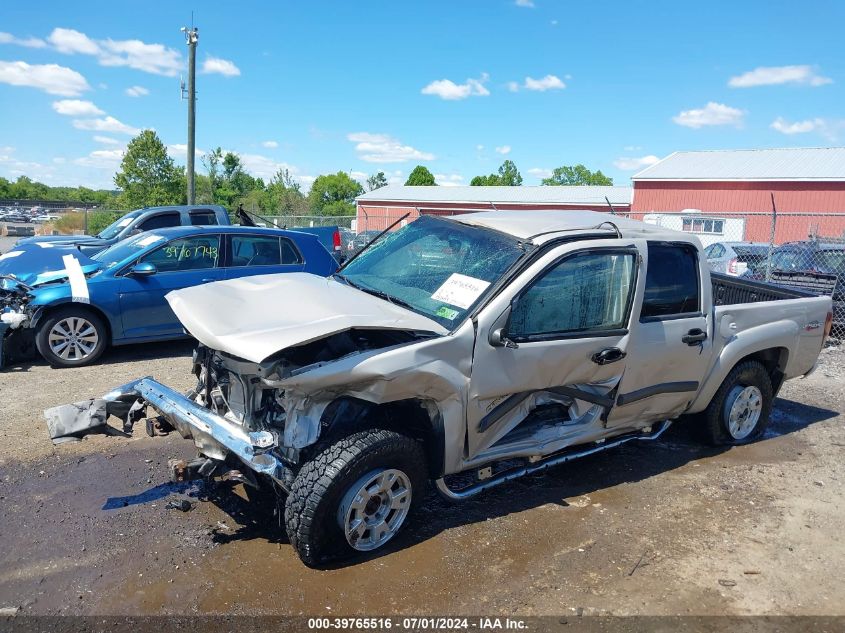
[633,147,845,182]
[450,209,690,244]
[356,185,632,205]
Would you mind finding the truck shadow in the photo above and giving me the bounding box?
[202,396,838,565]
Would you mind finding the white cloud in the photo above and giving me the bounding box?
[623,145,642,151]
[434,173,464,186]
[0,60,90,96]
[729,65,832,88]
[421,73,489,100]
[613,155,660,170]
[239,153,298,180]
[348,132,435,163]
[72,116,141,135]
[125,85,149,97]
[476,144,484,151]
[261,140,279,149]
[508,74,566,92]
[93,135,120,145]
[168,144,206,160]
[202,56,241,77]
[527,167,552,179]
[495,145,511,155]
[515,0,535,6]
[48,28,100,55]
[770,117,822,135]
[52,99,104,116]
[524,74,566,91]
[0,32,47,48]
[48,27,183,76]
[74,148,124,169]
[98,38,182,76]
[672,102,745,128]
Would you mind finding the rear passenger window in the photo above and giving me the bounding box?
[138,212,180,231]
[229,235,303,267]
[641,243,700,320]
[190,210,218,226]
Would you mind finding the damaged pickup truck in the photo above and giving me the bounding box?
[47,211,833,566]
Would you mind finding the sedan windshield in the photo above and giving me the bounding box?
[97,209,144,240]
[338,215,524,328]
[91,232,165,269]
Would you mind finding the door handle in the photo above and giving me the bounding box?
[682,328,708,345]
[591,347,626,365]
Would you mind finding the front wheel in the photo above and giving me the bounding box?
[701,360,773,445]
[36,306,108,368]
[284,429,427,566]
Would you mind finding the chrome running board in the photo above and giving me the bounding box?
[434,420,672,500]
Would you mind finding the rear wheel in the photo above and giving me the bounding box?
[36,306,107,368]
[284,429,427,567]
[701,361,773,445]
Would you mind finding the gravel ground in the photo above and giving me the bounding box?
[0,342,843,616]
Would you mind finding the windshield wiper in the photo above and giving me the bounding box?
[333,273,416,311]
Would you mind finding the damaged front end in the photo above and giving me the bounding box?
[0,275,36,368]
[45,327,440,489]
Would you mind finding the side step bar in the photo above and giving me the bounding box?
[434,420,672,500]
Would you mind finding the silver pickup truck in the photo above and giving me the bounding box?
[47,210,832,566]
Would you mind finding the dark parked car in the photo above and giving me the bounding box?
[747,240,844,336]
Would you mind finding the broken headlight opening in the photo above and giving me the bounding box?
[0,275,36,367]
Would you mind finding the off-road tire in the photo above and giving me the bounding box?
[701,360,773,446]
[284,429,427,567]
[35,306,108,368]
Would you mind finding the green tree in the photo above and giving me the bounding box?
[470,160,523,186]
[308,171,364,216]
[267,168,308,214]
[542,164,613,186]
[405,165,436,186]
[114,130,185,208]
[366,171,389,191]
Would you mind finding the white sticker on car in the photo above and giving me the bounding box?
[136,234,164,247]
[62,254,90,304]
[36,243,55,248]
[0,250,23,261]
[118,217,133,227]
[431,273,491,309]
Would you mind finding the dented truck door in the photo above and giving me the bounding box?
[466,240,642,459]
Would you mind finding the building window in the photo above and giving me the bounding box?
[681,217,725,235]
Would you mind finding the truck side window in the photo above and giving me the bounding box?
[189,210,218,226]
[509,251,636,340]
[138,212,180,231]
[641,243,700,319]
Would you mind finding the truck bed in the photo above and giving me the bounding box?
[711,272,816,306]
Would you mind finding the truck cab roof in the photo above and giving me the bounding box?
[452,209,695,246]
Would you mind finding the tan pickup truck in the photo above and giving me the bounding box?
[48,210,833,566]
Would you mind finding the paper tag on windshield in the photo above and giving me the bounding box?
[137,234,164,247]
[118,217,133,227]
[431,273,490,309]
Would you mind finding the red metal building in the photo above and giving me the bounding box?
[356,185,632,231]
[631,147,845,243]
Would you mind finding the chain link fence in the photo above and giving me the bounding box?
[627,210,845,341]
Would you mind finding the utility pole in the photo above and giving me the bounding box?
[181,25,198,204]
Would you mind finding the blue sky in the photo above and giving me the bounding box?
[0,0,843,191]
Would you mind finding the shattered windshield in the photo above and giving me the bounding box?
[92,232,166,269]
[338,215,524,328]
[97,209,144,239]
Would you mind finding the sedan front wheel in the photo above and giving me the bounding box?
[36,307,108,368]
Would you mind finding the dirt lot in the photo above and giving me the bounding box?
[0,342,843,616]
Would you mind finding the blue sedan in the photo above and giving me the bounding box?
[0,226,338,367]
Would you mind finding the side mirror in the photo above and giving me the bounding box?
[488,306,518,349]
[129,262,157,277]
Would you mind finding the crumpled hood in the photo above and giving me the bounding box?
[16,234,105,247]
[166,272,448,363]
[0,245,100,286]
